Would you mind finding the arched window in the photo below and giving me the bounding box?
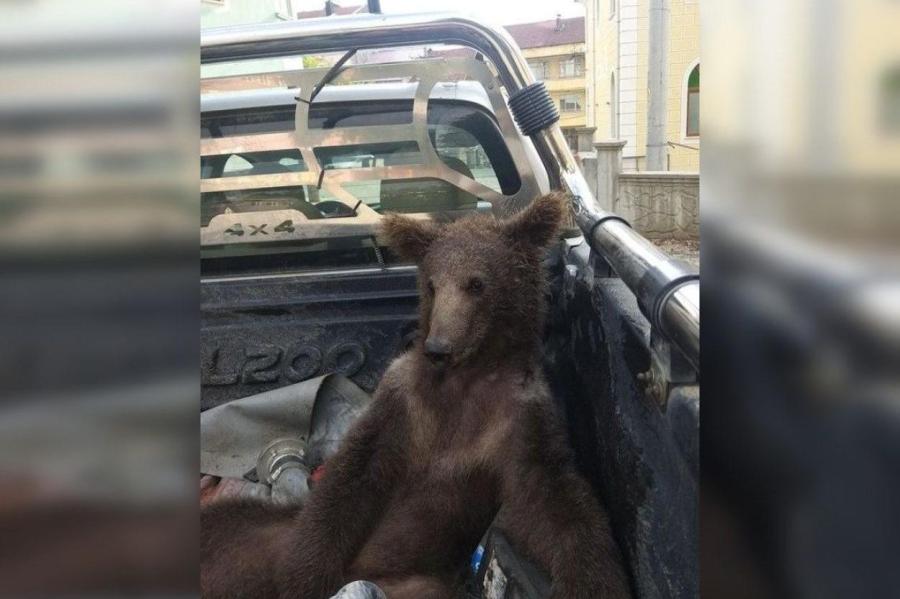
[882,65,900,135]
[685,63,700,138]
[610,72,617,137]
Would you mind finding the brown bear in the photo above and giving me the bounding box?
[201,192,632,599]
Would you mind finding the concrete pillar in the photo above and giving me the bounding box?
[593,140,627,212]
[575,127,597,153]
[646,0,670,170]
[578,151,598,197]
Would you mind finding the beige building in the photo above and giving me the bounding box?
[704,0,900,177]
[505,17,592,152]
[583,0,699,171]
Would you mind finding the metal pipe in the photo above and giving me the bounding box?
[660,281,700,370]
[201,12,700,371]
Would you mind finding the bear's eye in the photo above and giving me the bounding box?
[466,277,485,294]
[427,280,435,295]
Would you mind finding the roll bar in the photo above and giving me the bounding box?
[202,12,700,371]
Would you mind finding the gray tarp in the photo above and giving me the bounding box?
[201,374,372,481]
[201,375,384,598]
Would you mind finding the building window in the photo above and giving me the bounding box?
[528,61,547,81]
[559,95,582,113]
[563,129,579,151]
[881,65,900,136]
[685,63,700,137]
[559,56,583,78]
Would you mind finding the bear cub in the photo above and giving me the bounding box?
[201,192,632,599]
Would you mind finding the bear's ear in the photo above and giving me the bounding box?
[380,214,440,261]
[503,191,567,249]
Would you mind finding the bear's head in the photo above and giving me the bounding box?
[381,192,567,370]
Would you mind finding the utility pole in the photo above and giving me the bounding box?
[646,0,669,170]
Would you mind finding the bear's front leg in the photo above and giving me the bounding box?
[498,400,632,599]
[201,499,298,598]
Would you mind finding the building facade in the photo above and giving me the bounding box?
[584,0,699,172]
[505,17,592,152]
[202,0,303,81]
[201,0,297,28]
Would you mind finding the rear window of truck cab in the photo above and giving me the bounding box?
[201,99,519,226]
[200,56,542,276]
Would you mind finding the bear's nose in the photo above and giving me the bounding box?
[424,337,452,363]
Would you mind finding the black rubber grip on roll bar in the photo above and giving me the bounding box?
[571,197,631,240]
[508,82,559,136]
[655,273,699,326]
[637,267,699,331]
[587,214,631,238]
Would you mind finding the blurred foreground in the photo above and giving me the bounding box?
[0,0,898,596]
[702,1,900,597]
[0,0,197,594]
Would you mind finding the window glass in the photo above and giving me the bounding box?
[314,142,422,170]
[686,64,700,137]
[223,155,251,175]
[201,106,294,138]
[429,102,520,195]
[559,95,582,112]
[560,57,582,78]
[199,101,414,139]
[528,61,546,81]
[881,65,900,135]
[307,100,414,129]
[432,124,500,192]
[202,150,307,179]
[688,64,700,89]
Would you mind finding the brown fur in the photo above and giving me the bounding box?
[201,192,632,599]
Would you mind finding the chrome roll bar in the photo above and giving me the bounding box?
[202,12,700,371]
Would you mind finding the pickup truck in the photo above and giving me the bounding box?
[201,12,698,599]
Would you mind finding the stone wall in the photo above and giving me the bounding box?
[578,141,699,239]
[617,172,698,239]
